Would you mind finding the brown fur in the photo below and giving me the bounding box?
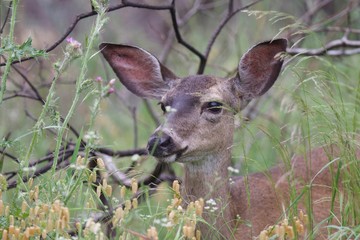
[230,148,342,239]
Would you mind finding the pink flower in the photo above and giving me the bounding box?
[108,87,115,94]
[66,37,74,43]
[66,37,81,49]
[109,79,116,86]
[95,76,103,82]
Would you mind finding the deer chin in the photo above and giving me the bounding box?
[155,146,188,163]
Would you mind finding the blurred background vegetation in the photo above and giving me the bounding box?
[0,0,360,239]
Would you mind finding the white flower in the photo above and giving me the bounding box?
[206,198,217,206]
[227,166,239,174]
[165,106,177,113]
[131,154,140,162]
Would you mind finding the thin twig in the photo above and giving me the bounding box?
[0,149,19,164]
[11,64,44,102]
[299,0,333,25]
[0,2,173,67]
[287,38,360,56]
[169,0,206,72]
[0,1,12,35]
[6,150,73,189]
[95,147,147,157]
[200,0,263,74]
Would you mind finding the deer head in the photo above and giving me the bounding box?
[100,40,287,165]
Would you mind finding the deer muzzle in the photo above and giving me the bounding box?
[147,132,187,162]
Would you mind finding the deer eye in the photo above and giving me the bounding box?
[158,102,166,113]
[205,101,223,114]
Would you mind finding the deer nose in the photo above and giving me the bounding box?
[147,133,173,157]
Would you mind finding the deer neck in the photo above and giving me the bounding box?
[182,149,233,212]
[182,149,234,238]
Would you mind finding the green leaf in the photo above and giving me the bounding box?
[0,37,47,61]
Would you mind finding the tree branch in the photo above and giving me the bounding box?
[199,0,263,74]
[288,37,360,56]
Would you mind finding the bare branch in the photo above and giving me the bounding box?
[95,147,147,157]
[6,149,73,189]
[199,0,263,74]
[315,26,360,34]
[0,149,19,164]
[0,1,12,35]
[288,37,360,56]
[169,1,206,72]
[0,2,172,67]
[3,92,40,102]
[299,0,333,25]
[11,64,44,103]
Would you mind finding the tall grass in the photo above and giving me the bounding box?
[239,54,360,239]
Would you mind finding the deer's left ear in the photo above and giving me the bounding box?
[232,39,287,103]
[100,43,179,100]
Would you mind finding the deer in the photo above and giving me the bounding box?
[100,39,344,239]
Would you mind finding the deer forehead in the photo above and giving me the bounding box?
[162,75,235,106]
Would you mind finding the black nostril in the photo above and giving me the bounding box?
[147,133,174,157]
[159,134,172,148]
[147,135,158,152]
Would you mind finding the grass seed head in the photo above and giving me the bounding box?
[132,198,138,209]
[41,229,47,239]
[14,227,20,238]
[0,174,7,191]
[96,185,101,198]
[183,225,195,239]
[97,158,105,169]
[131,178,138,194]
[21,201,27,213]
[9,215,15,225]
[2,229,7,240]
[105,185,112,197]
[196,230,201,240]
[76,155,84,166]
[172,180,180,196]
[4,206,9,216]
[0,200,3,215]
[285,226,294,238]
[102,178,107,189]
[8,225,14,235]
[146,226,158,240]
[259,230,268,240]
[28,178,33,189]
[89,171,97,183]
[120,185,126,198]
[124,200,132,212]
[194,199,204,216]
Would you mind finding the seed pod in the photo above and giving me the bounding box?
[21,201,27,213]
[132,198,138,209]
[2,229,8,240]
[8,225,14,235]
[96,185,102,198]
[131,178,138,194]
[97,158,105,169]
[28,178,34,189]
[196,230,201,240]
[120,186,126,198]
[105,185,112,197]
[259,230,268,240]
[124,200,131,212]
[42,229,47,239]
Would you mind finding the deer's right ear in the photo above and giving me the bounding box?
[99,43,178,100]
[232,39,287,105]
